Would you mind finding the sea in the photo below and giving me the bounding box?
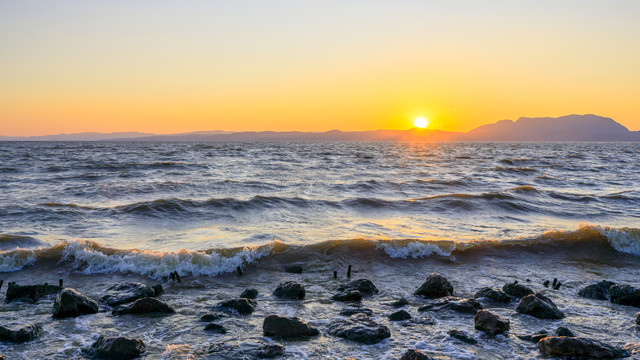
[0,141,639,359]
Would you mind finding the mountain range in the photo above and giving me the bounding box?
[1,115,638,142]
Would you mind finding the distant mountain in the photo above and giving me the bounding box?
[0,131,154,141]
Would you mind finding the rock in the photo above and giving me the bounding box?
[257,343,285,358]
[332,290,362,302]
[474,310,510,335]
[577,280,615,300]
[400,349,431,360]
[609,284,640,307]
[389,310,412,321]
[0,324,44,343]
[152,284,164,296]
[538,337,631,359]
[516,293,565,319]
[83,336,145,360]
[636,312,640,325]
[204,323,227,334]
[207,340,284,359]
[213,298,256,315]
[5,282,61,303]
[240,288,258,299]
[340,304,373,316]
[284,265,303,274]
[327,314,391,344]
[555,326,575,337]
[414,273,453,299]
[502,281,533,299]
[517,330,548,343]
[474,287,513,303]
[52,288,100,318]
[100,283,156,307]
[448,329,477,344]
[263,315,319,337]
[418,298,482,314]
[200,312,226,322]
[273,281,305,300]
[336,279,379,295]
[390,297,408,308]
[112,297,175,315]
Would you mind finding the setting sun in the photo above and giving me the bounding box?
[413,117,428,129]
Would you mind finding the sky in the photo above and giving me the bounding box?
[1,0,639,136]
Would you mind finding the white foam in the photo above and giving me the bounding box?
[0,248,37,272]
[376,241,453,259]
[599,226,640,256]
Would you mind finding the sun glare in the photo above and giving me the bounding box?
[413,117,428,129]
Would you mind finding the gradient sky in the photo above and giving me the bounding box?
[1,0,639,136]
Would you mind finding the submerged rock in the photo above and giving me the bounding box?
[332,290,362,302]
[100,283,156,307]
[336,279,379,295]
[112,297,175,315]
[52,288,99,318]
[5,282,61,303]
[389,297,408,308]
[502,281,533,299]
[414,273,453,299]
[240,288,259,299]
[555,326,575,337]
[474,310,510,335]
[207,340,285,359]
[448,329,477,344]
[474,287,513,303]
[273,281,305,300]
[284,265,303,274]
[516,293,565,319]
[213,298,256,315]
[609,284,640,307]
[517,330,548,343]
[200,312,227,322]
[339,304,373,316]
[418,298,482,314]
[263,315,319,338]
[577,280,615,300]
[538,336,631,359]
[400,349,431,360]
[83,336,145,360]
[327,314,391,344]
[203,323,227,334]
[389,310,412,321]
[0,324,44,343]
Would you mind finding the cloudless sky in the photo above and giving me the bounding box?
[1,0,639,135]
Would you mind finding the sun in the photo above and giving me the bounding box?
[413,117,428,129]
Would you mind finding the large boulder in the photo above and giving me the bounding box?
[83,336,145,360]
[239,288,258,299]
[448,329,477,344]
[609,284,640,307]
[112,297,175,316]
[577,280,615,300]
[474,287,513,303]
[5,282,61,303]
[100,283,156,307]
[263,315,319,337]
[418,298,482,314]
[474,310,510,335]
[400,349,431,360]
[414,273,453,299]
[538,337,631,359]
[336,279,379,295]
[273,281,305,300]
[213,298,256,315]
[52,288,99,318]
[516,293,564,319]
[327,314,391,344]
[502,281,533,299]
[0,324,44,343]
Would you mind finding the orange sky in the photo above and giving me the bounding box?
[1,1,639,136]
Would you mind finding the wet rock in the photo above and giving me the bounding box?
[0,324,44,343]
[100,283,156,307]
[555,326,575,337]
[263,315,319,337]
[337,279,379,295]
[414,273,453,299]
[52,288,99,318]
[474,310,510,335]
[400,349,431,360]
[517,330,548,343]
[577,280,615,300]
[273,281,305,300]
[112,297,175,315]
[258,343,285,358]
[332,290,362,302]
[200,312,227,322]
[152,284,164,296]
[284,265,303,274]
[538,336,631,359]
[389,310,412,321]
[207,340,285,359]
[609,284,640,307]
[502,281,533,299]
[204,323,227,334]
[340,304,373,316]
[213,298,256,315]
[5,282,61,303]
[240,288,258,299]
[389,297,408,308]
[474,287,513,303]
[83,336,145,360]
[448,329,477,344]
[418,298,483,314]
[516,293,565,319]
[636,312,640,325]
[327,313,391,344]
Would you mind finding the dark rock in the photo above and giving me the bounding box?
[52,288,99,318]
[284,265,303,274]
[389,310,412,321]
[0,324,44,343]
[418,298,482,314]
[448,329,477,344]
[502,281,533,299]
[474,287,513,303]
[636,312,640,325]
[555,326,575,337]
[517,330,548,343]
[414,273,453,299]
[152,284,164,296]
[337,279,379,295]
[258,343,285,358]
[340,304,373,316]
[273,281,305,300]
[609,284,640,307]
[516,293,564,319]
[538,336,631,359]
[327,314,391,344]
[240,288,258,299]
[5,282,61,303]
[83,336,145,360]
[204,323,227,334]
[100,283,156,307]
[332,290,362,302]
[112,297,175,315]
[390,297,408,308]
[474,310,510,335]
[263,315,319,337]
[207,340,284,359]
[213,298,256,315]
[400,349,431,360]
[577,280,615,300]
[200,312,226,322]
